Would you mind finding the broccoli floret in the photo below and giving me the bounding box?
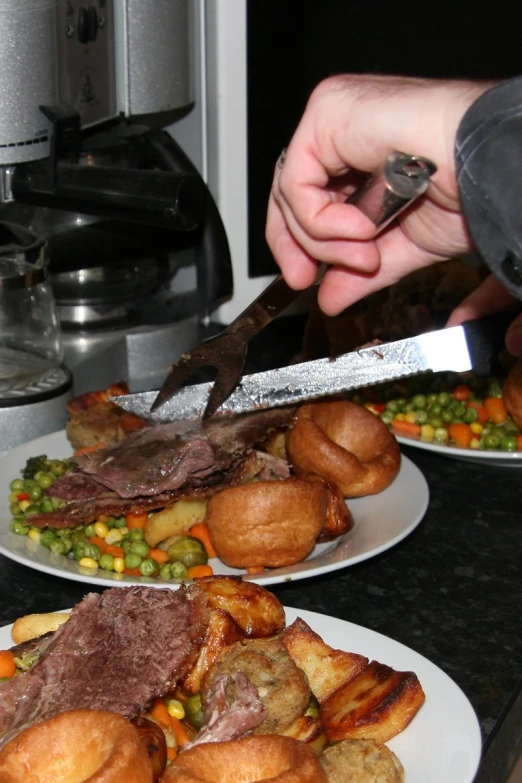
[22,455,50,480]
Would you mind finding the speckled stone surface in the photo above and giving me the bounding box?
[0,438,520,779]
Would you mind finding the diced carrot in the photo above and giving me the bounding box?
[73,441,106,456]
[88,536,107,553]
[189,523,217,559]
[484,396,508,424]
[390,419,421,440]
[167,747,177,762]
[149,548,169,565]
[448,422,473,448]
[170,716,191,747]
[452,384,471,401]
[125,511,148,529]
[123,567,142,578]
[517,434,522,451]
[246,565,265,574]
[466,401,489,424]
[105,544,125,558]
[187,564,214,580]
[150,698,171,727]
[0,650,16,679]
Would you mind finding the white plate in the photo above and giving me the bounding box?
[0,430,429,588]
[396,435,522,467]
[0,605,482,782]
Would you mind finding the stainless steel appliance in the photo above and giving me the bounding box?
[0,0,233,448]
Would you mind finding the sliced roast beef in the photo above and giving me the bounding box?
[0,584,210,747]
[72,408,292,498]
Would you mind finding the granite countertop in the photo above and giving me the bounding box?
[0,444,520,781]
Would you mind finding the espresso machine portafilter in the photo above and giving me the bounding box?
[0,0,233,450]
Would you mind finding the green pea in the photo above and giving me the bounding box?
[39,498,55,514]
[386,399,403,413]
[73,542,87,561]
[412,394,427,409]
[463,407,478,423]
[487,381,503,398]
[426,393,438,406]
[112,517,127,528]
[415,410,428,425]
[304,695,321,719]
[71,529,86,546]
[9,503,20,516]
[124,552,143,570]
[184,694,204,730]
[128,528,145,542]
[452,403,466,418]
[483,433,500,449]
[381,410,394,425]
[83,543,101,560]
[442,409,454,424]
[170,561,188,580]
[434,427,449,443]
[24,504,40,516]
[36,472,55,489]
[500,436,518,452]
[84,523,96,538]
[140,558,159,577]
[49,460,67,476]
[437,392,452,408]
[99,553,115,571]
[10,478,24,492]
[428,403,442,416]
[49,539,68,556]
[429,416,444,429]
[129,541,150,558]
[28,485,43,502]
[159,563,172,580]
[10,519,30,535]
[40,529,58,548]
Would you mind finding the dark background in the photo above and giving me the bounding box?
[247,0,522,275]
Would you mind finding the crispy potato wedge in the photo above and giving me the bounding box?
[280,714,329,754]
[196,576,286,638]
[144,499,208,547]
[281,618,368,702]
[12,612,70,645]
[181,608,245,696]
[321,659,426,743]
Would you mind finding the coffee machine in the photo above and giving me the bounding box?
[0,0,233,449]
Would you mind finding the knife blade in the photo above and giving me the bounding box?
[113,315,509,423]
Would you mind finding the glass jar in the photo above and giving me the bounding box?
[0,228,63,392]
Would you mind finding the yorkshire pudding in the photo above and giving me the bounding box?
[162,735,327,783]
[205,477,326,569]
[286,401,401,497]
[0,709,153,783]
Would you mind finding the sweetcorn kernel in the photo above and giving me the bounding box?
[420,424,435,441]
[78,557,99,569]
[470,422,483,435]
[113,557,125,573]
[166,699,185,719]
[28,529,41,543]
[105,529,124,545]
[405,411,417,423]
[94,521,109,539]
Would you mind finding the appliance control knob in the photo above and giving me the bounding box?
[77,5,99,43]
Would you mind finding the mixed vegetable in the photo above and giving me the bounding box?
[8,457,215,582]
[352,371,522,450]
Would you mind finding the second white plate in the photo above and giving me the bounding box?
[396,435,522,467]
[0,430,429,588]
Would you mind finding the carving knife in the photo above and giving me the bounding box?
[114,315,511,423]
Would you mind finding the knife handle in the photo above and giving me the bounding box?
[464,311,518,376]
[346,152,436,232]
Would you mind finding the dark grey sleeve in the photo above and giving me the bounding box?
[456,77,522,300]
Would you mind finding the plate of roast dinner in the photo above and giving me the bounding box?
[0,581,481,782]
[0,389,429,589]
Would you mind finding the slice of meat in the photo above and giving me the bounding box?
[0,584,210,748]
[72,408,293,499]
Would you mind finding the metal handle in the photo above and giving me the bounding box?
[346,151,437,232]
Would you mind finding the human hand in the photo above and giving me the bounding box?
[447,275,522,358]
[266,74,495,316]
